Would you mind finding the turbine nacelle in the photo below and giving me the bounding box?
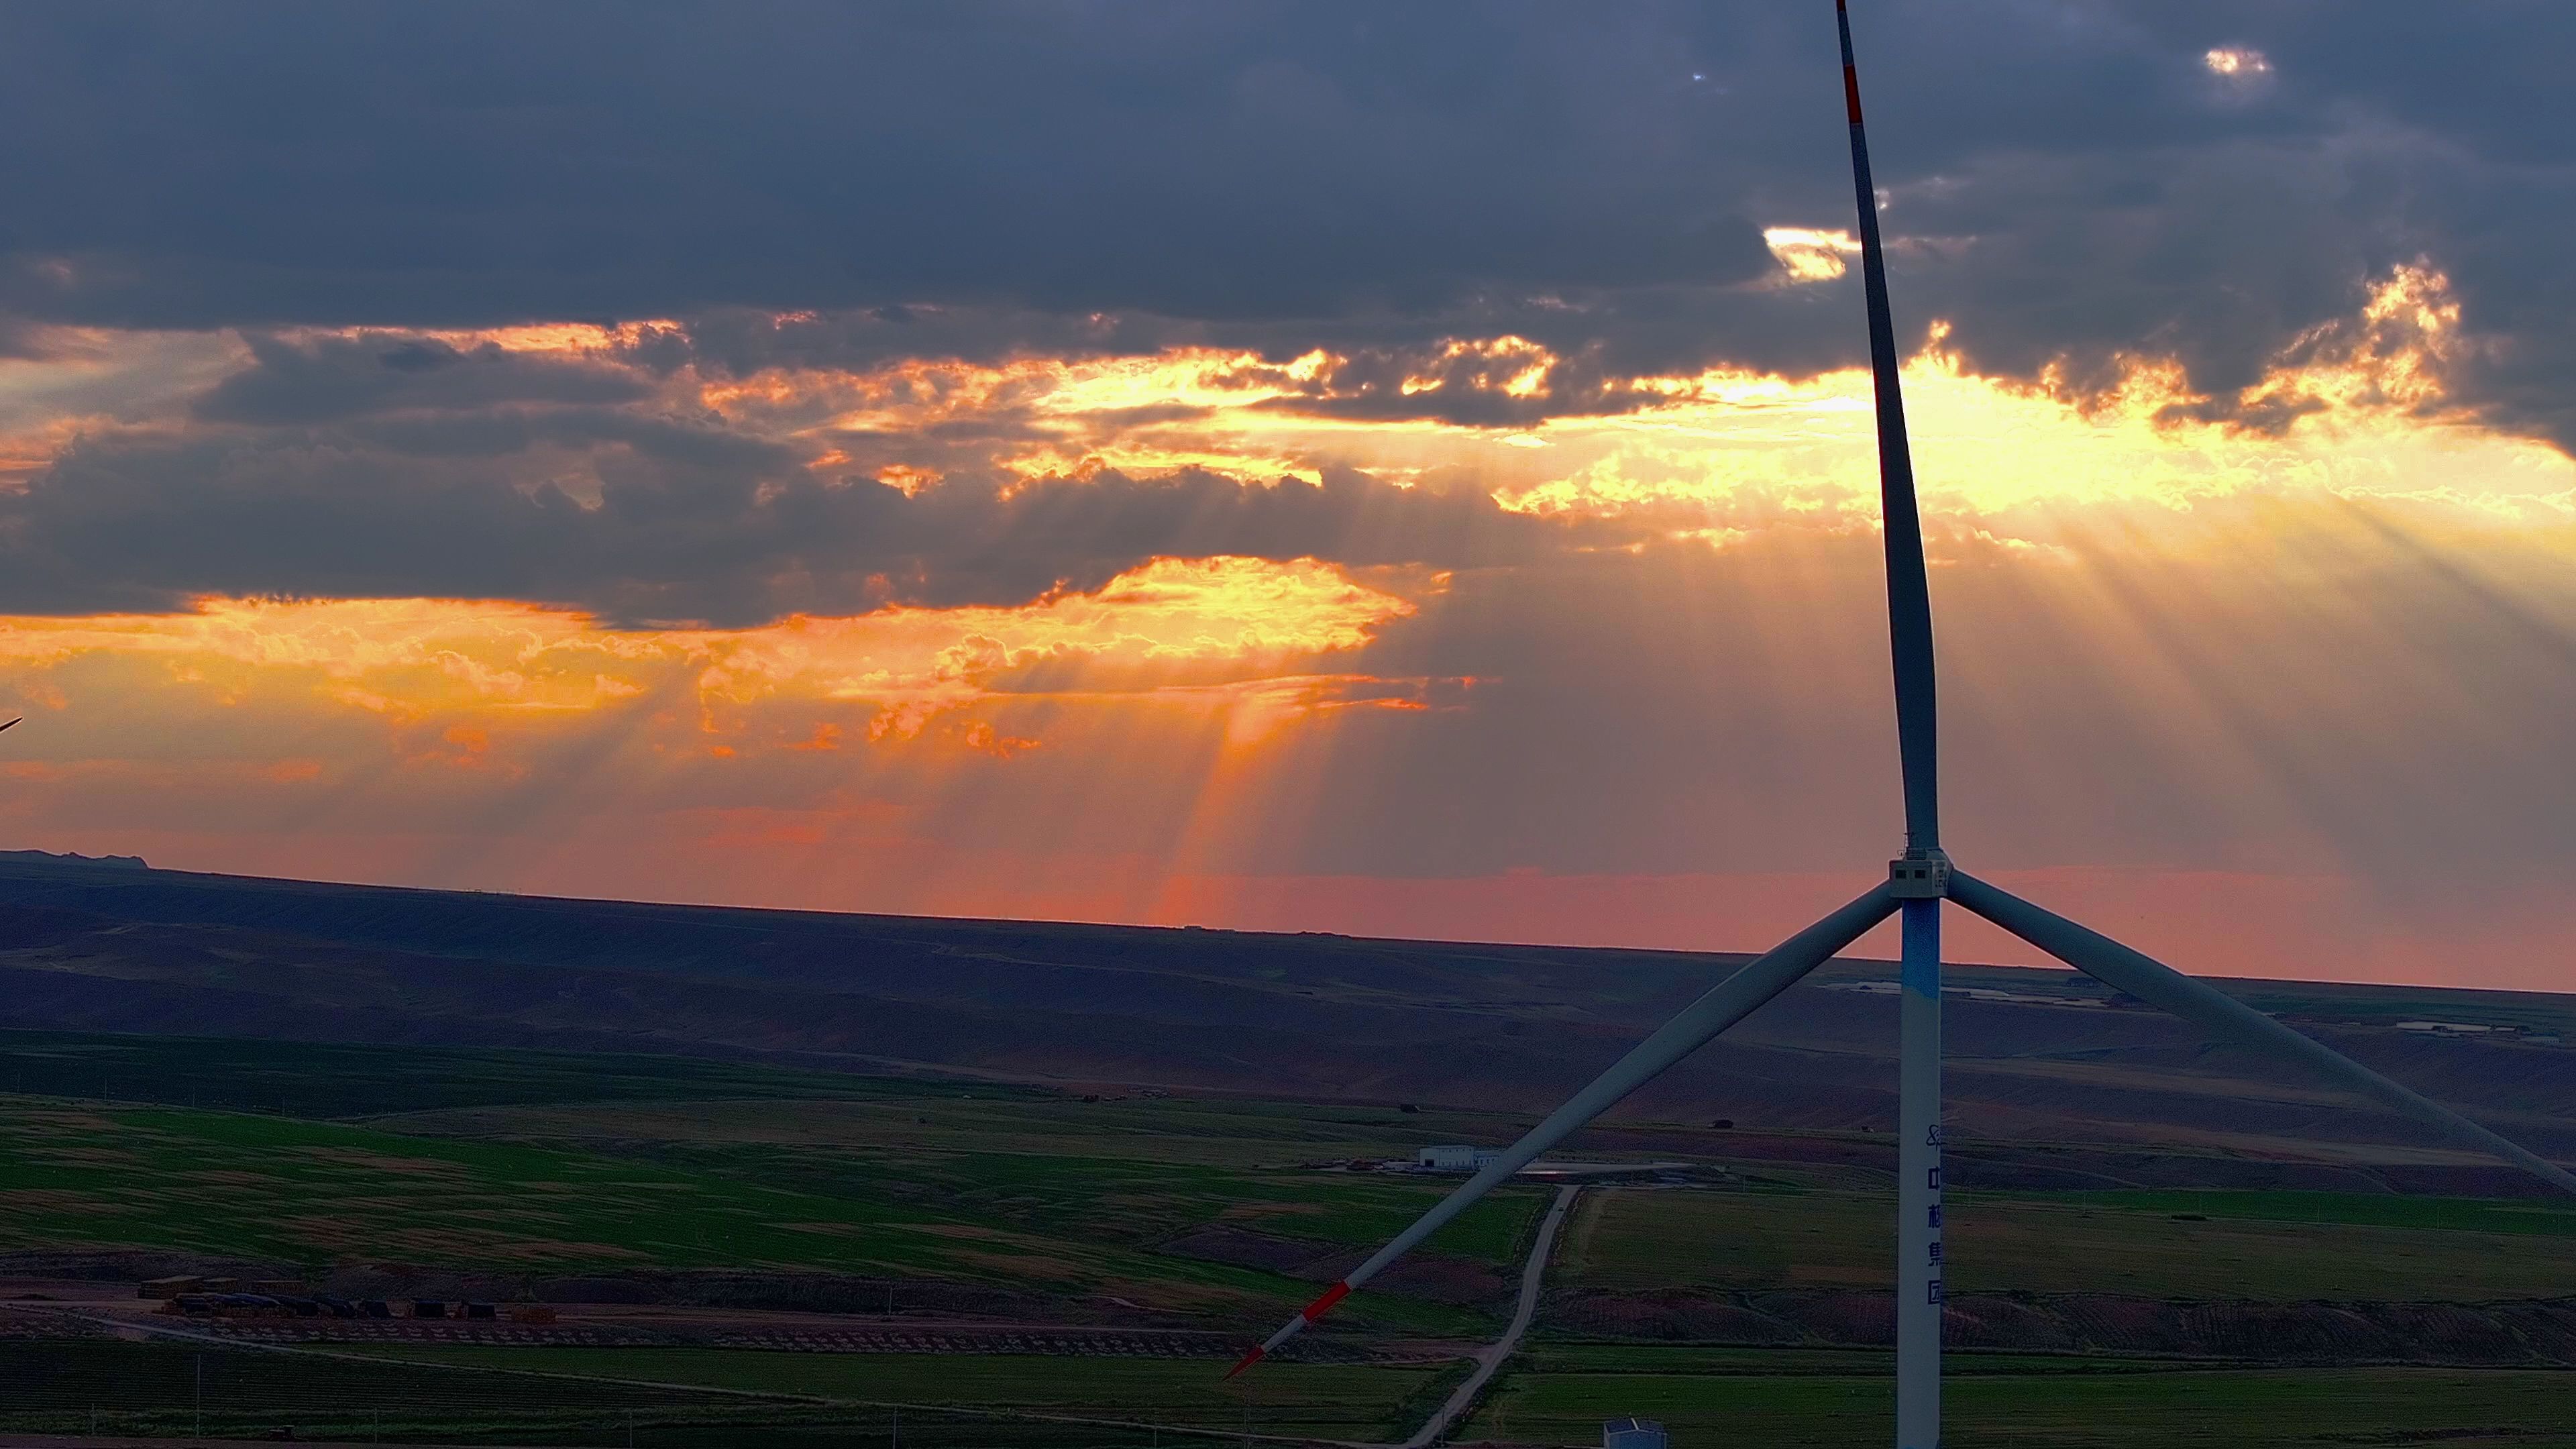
[1886,851,1951,899]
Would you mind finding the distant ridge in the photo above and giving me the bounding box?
[0,853,2568,1193]
[0,848,148,871]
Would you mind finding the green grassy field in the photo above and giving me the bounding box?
[0,1338,736,1445]
[0,1091,1541,1332]
[12,1028,2576,1448]
[345,1344,1454,1440]
[2055,1187,2576,1236]
[1560,1185,2576,1300]
[0,1028,992,1117]
[1468,1362,2576,1448]
[366,1081,1571,1286]
[1516,1346,2176,1377]
[382,1091,1548,1171]
[1,1338,1340,1447]
[398,1096,1550,1262]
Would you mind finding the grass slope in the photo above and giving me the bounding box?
[0,1094,1536,1332]
[344,1344,1448,1439]
[8,1337,1421,1446]
[1562,1185,2576,1301]
[394,1095,1554,1263]
[0,1028,1004,1118]
[1471,1363,2576,1448]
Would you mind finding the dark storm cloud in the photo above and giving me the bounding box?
[7,0,2565,430]
[196,333,653,425]
[668,308,1204,380]
[1825,2,2576,447]
[0,0,2563,441]
[3,1,2574,619]
[0,1,1782,329]
[0,411,1546,625]
[0,315,1601,619]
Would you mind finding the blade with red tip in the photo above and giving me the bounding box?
[1300,1281,1350,1320]
[1220,884,1898,1375]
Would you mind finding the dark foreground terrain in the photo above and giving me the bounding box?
[1,851,2573,1446]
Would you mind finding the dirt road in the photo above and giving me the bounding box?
[1398,1183,1578,1448]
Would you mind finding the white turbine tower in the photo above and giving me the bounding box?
[1228,4,2576,1445]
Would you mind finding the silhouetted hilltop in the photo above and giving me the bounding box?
[0,851,2570,1185]
[0,848,148,871]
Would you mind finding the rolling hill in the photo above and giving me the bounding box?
[1,851,2571,1193]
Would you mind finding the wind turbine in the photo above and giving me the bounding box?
[1228,4,2576,1445]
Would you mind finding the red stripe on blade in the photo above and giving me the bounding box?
[1302,1281,1352,1321]
[1224,1344,1267,1379]
[1843,65,1864,124]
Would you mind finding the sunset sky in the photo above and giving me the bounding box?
[3,3,2573,989]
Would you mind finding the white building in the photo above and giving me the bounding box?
[1604,1417,1667,1449]
[1415,1144,1500,1171]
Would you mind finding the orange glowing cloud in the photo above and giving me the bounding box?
[0,555,1423,771]
[1473,267,2573,555]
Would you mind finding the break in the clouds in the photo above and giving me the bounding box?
[2,2,2575,991]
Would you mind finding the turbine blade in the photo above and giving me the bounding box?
[1837,0,1939,851]
[1226,882,1901,1372]
[0,717,17,733]
[1947,869,2576,1197]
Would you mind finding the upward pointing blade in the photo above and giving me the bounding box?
[1226,883,1900,1375]
[1837,0,1939,851]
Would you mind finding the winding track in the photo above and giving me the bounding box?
[1398,1183,1580,1449]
